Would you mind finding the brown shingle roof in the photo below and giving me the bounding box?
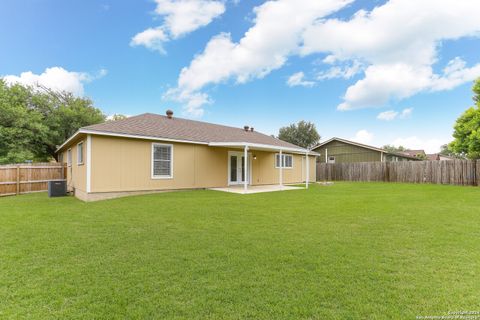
[82,113,302,149]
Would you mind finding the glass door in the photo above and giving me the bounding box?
[229,152,250,185]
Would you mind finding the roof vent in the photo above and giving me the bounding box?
[244,125,250,131]
[166,110,174,119]
[250,127,254,132]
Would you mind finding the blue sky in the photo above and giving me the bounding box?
[2,0,480,153]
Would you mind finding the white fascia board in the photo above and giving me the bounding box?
[208,142,320,155]
[56,129,209,153]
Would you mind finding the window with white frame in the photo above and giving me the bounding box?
[275,153,293,168]
[67,149,72,166]
[77,142,84,165]
[152,143,173,178]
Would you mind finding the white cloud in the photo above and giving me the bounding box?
[168,0,352,115]
[168,0,480,116]
[351,129,374,145]
[131,0,225,53]
[377,110,398,121]
[130,27,169,54]
[287,72,314,87]
[377,107,413,121]
[317,60,363,80]
[2,67,105,96]
[392,136,447,154]
[163,88,211,117]
[301,0,480,110]
[399,107,412,119]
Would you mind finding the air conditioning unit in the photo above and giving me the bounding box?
[48,180,67,197]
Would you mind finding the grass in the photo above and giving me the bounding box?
[0,183,479,319]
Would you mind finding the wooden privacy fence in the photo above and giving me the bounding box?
[316,160,480,186]
[0,163,67,196]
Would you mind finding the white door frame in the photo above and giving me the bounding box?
[228,151,253,185]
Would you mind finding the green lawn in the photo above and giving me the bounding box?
[1,183,479,319]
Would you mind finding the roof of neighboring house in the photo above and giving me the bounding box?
[311,137,419,160]
[403,149,426,157]
[57,113,314,154]
[426,153,440,161]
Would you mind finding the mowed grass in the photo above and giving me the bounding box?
[0,183,479,319]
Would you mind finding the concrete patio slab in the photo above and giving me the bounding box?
[209,184,304,194]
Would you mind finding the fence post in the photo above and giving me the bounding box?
[16,165,20,195]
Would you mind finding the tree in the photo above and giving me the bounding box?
[449,78,480,159]
[0,80,105,164]
[108,114,128,121]
[382,145,407,153]
[0,81,48,164]
[278,121,320,149]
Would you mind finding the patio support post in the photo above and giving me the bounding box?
[244,145,248,193]
[279,149,283,188]
[305,151,309,189]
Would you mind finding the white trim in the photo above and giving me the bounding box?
[77,141,84,165]
[275,153,293,169]
[151,143,174,179]
[227,151,252,186]
[305,152,309,189]
[279,150,283,187]
[67,148,72,167]
[86,135,92,193]
[56,129,209,153]
[244,146,248,192]
[209,142,319,155]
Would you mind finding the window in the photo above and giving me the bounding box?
[77,142,84,165]
[152,143,173,179]
[58,153,63,163]
[67,149,72,166]
[328,156,335,164]
[275,153,293,168]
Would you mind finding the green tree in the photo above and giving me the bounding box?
[0,81,48,164]
[382,145,407,153]
[108,114,128,121]
[0,80,105,164]
[449,79,480,159]
[278,121,320,149]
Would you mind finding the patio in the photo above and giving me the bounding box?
[209,184,304,194]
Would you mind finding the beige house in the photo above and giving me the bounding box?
[56,112,317,201]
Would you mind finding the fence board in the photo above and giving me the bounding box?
[316,160,479,186]
[0,163,66,196]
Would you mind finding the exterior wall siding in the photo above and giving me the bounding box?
[315,141,382,164]
[61,135,316,200]
[62,134,87,193]
[90,136,228,192]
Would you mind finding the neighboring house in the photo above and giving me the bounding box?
[403,149,427,159]
[426,153,456,161]
[312,137,418,164]
[56,112,317,201]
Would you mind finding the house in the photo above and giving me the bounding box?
[312,137,418,164]
[403,149,427,159]
[426,153,456,161]
[56,111,317,201]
